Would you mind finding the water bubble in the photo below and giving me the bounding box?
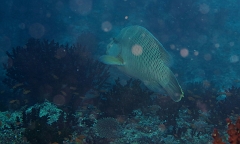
[170,44,175,50]
[199,3,210,14]
[229,42,234,47]
[69,0,92,15]
[101,21,112,32]
[53,94,66,106]
[55,1,64,11]
[55,48,66,59]
[204,53,211,61]
[29,23,45,39]
[18,23,25,29]
[46,12,51,18]
[194,50,199,56]
[230,55,239,63]
[197,35,208,44]
[214,43,220,48]
[180,48,189,58]
[131,44,143,56]
[0,36,11,51]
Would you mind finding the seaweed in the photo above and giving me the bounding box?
[2,38,110,109]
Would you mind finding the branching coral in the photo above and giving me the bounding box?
[2,38,110,108]
[217,86,240,114]
[22,101,78,144]
[212,128,225,144]
[95,117,121,138]
[178,82,240,131]
[98,78,153,116]
[226,117,240,144]
[212,117,240,144]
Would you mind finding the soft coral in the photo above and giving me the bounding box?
[212,117,240,144]
[212,128,225,144]
[226,117,240,144]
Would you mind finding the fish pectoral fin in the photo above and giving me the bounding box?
[163,72,184,102]
[99,55,124,65]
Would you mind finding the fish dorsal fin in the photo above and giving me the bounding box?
[99,55,124,66]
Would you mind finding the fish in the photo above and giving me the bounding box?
[81,89,99,100]
[78,89,99,106]
[12,83,24,89]
[9,99,20,104]
[70,86,77,90]
[23,89,31,94]
[99,25,184,102]
[51,74,59,80]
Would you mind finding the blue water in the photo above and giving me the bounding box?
[0,0,240,143]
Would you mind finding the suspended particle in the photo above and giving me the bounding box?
[180,48,189,58]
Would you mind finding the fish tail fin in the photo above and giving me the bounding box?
[163,72,184,102]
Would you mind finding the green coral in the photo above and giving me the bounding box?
[25,101,64,125]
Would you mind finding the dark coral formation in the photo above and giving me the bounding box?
[173,82,240,131]
[98,78,153,117]
[95,117,121,138]
[2,38,110,108]
[215,86,240,118]
[22,103,77,144]
[146,82,240,137]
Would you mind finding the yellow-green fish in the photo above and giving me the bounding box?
[99,25,184,102]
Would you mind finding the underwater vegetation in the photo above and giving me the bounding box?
[98,78,153,117]
[2,38,110,109]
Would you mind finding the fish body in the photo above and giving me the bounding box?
[100,25,184,102]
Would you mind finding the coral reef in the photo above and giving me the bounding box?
[25,101,64,125]
[216,86,240,115]
[0,129,29,144]
[1,39,240,143]
[95,117,121,138]
[2,38,110,108]
[226,117,240,144]
[0,101,78,144]
[174,107,213,143]
[98,78,153,117]
[0,111,22,130]
[212,117,240,144]
[212,128,225,144]
[114,109,167,144]
[22,101,78,144]
[176,82,240,131]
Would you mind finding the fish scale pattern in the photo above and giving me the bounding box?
[112,26,184,102]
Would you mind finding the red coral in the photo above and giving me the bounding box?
[226,117,240,144]
[212,128,225,144]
